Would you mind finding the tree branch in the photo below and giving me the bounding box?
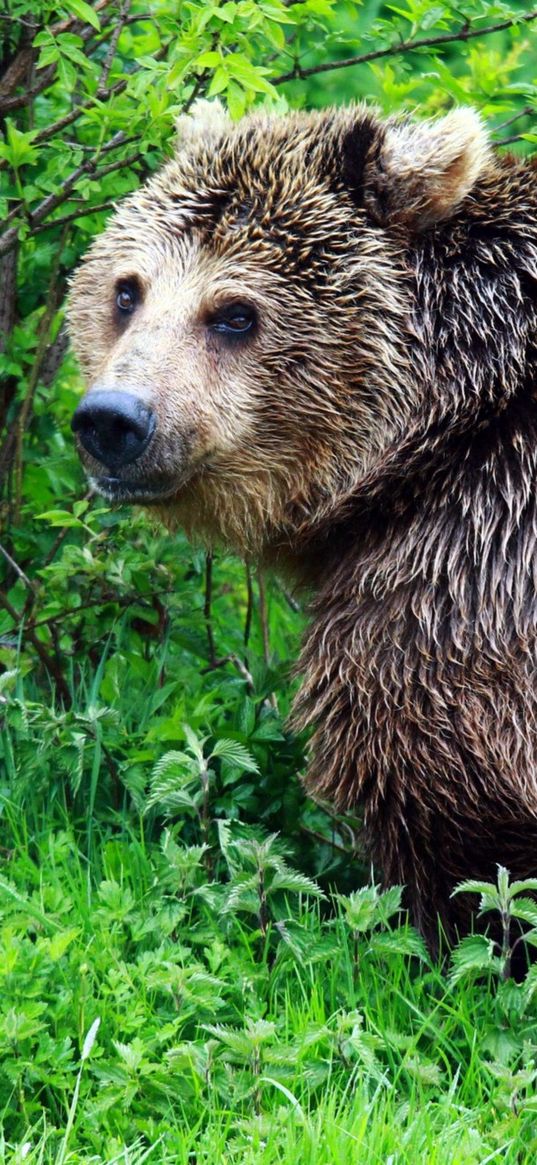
[0,137,143,257]
[97,0,132,91]
[499,131,534,146]
[0,0,112,114]
[14,32,168,145]
[0,228,69,510]
[493,105,534,134]
[33,200,117,234]
[273,10,537,84]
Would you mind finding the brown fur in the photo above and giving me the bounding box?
[68,103,537,948]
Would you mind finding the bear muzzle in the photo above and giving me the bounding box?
[71,387,196,503]
[72,389,156,471]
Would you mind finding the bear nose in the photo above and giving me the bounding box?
[72,389,156,470]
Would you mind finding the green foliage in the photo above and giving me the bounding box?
[2,812,537,1159]
[1,0,537,1159]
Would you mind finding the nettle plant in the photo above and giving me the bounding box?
[448,867,537,1066]
[451,865,537,983]
[146,730,325,954]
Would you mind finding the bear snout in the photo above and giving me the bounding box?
[72,389,156,472]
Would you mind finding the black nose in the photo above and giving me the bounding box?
[72,390,156,470]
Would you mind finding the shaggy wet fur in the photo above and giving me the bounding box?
[68,104,537,949]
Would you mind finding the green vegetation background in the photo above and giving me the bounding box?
[1,1,537,1160]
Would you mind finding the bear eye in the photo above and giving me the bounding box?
[115,279,139,317]
[210,303,257,340]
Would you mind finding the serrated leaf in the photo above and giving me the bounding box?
[0,669,18,694]
[182,724,206,762]
[451,879,498,899]
[449,934,496,985]
[151,751,193,781]
[211,738,259,772]
[404,1055,443,1087]
[376,884,404,922]
[269,869,323,897]
[145,782,198,813]
[370,928,429,962]
[510,897,537,927]
[509,878,537,897]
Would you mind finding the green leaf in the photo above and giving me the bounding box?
[36,510,86,527]
[208,66,230,97]
[449,934,496,985]
[226,80,247,120]
[210,738,259,772]
[0,121,39,168]
[509,878,537,897]
[194,51,223,68]
[451,879,498,899]
[269,869,324,897]
[226,54,275,95]
[510,899,537,927]
[63,0,101,30]
[370,928,429,962]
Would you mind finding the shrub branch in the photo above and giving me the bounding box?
[274,10,537,84]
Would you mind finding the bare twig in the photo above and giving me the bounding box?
[200,652,255,693]
[493,105,534,134]
[24,129,129,216]
[276,581,301,614]
[0,589,71,703]
[33,78,129,146]
[97,0,132,92]
[33,36,168,147]
[181,74,209,115]
[257,570,271,668]
[27,588,176,631]
[273,9,537,84]
[204,552,217,667]
[299,824,355,856]
[39,325,69,387]
[0,242,18,439]
[0,543,36,592]
[33,201,117,234]
[0,231,17,349]
[244,563,254,649]
[499,131,535,146]
[257,569,278,711]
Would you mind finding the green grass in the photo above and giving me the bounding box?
[1,774,537,1161]
[3,529,537,1162]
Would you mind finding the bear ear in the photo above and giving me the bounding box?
[175,98,231,148]
[361,108,491,229]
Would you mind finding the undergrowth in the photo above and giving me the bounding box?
[2,542,537,1161]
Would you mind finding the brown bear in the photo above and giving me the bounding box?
[68,102,537,950]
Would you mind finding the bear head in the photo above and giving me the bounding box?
[68,102,490,557]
